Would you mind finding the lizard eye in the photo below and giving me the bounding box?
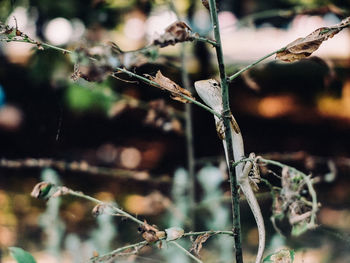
[212,82,218,86]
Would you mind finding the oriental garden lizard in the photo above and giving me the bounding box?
[195,79,265,263]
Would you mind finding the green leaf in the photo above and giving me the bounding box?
[9,247,36,263]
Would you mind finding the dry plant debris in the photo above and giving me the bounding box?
[189,233,211,258]
[153,21,197,48]
[138,220,165,243]
[146,70,195,103]
[276,16,350,62]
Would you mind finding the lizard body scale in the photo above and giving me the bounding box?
[194,79,265,263]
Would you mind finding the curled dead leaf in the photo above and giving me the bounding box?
[139,220,163,243]
[189,233,211,258]
[276,16,350,62]
[153,21,197,48]
[146,70,195,103]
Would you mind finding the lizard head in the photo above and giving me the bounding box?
[194,79,223,111]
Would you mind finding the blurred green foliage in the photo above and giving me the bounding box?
[65,81,117,114]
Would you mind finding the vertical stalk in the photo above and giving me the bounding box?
[169,0,196,228]
[181,44,196,226]
[208,0,243,262]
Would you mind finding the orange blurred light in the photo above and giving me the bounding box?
[0,226,16,246]
[318,79,350,119]
[257,95,296,118]
[124,192,169,215]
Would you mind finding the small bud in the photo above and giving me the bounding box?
[165,227,184,241]
[92,203,107,217]
[31,182,53,199]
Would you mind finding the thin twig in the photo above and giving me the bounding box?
[183,230,233,237]
[0,158,171,184]
[227,47,285,82]
[90,241,148,262]
[193,35,217,47]
[66,189,145,225]
[171,241,203,263]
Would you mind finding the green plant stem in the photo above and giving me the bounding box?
[227,47,285,82]
[67,189,145,225]
[208,1,243,262]
[193,35,217,46]
[183,230,233,237]
[171,241,203,263]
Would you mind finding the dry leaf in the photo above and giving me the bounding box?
[201,0,210,10]
[70,45,121,82]
[142,231,159,243]
[146,70,195,103]
[276,16,350,62]
[139,220,163,243]
[200,0,218,11]
[153,21,197,48]
[189,233,211,258]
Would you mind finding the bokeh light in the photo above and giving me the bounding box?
[124,17,145,40]
[44,17,73,46]
[146,9,177,40]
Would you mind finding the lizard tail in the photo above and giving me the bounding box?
[239,178,265,263]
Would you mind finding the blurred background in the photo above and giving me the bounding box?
[0,0,350,262]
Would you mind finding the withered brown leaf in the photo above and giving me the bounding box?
[139,220,163,243]
[276,16,350,62]
[200,0,218,11]
[153,21,197,48]
[189,233,211,258]
[146,70,195,103]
